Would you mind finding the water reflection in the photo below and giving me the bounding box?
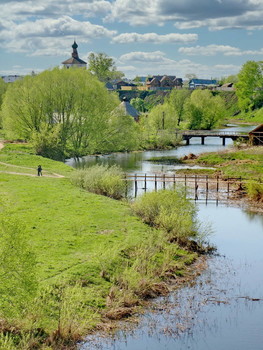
[81,204,263,350]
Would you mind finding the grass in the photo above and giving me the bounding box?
[0,142,199,349]
[195,147,263,180]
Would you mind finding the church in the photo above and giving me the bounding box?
[62,41,87,68]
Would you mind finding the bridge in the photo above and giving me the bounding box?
[176,130,249,145]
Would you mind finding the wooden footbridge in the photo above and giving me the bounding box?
[125,173,245,200]
[177,130,249,146]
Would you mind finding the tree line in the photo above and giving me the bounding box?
[0,58,262,160]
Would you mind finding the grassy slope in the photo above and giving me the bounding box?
[195,147,263,180]
[0,143,197,347]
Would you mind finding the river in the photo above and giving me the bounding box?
[67,125,263,350]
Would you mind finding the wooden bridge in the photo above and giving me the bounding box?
[125,173,245,200]
[176,130,249,146]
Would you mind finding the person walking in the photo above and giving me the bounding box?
[37,165,42,176]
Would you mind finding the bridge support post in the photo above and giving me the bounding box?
[201,136,205,145]
[222,137,226,146]
[186,137,190,145]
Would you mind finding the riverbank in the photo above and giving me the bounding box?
[0,143,202,350]
[180,146,263,206]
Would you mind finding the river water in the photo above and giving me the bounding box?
[68,125,263,350]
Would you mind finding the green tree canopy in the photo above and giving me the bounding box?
[235,61,263,112]
[1,68,138,158]
[185,90,226,130]
[167,89,191,126]
[0,78,7,127]
[88,52,124,82]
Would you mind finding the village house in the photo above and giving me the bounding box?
[113,97,140,122]
[62,41,87,69]
[146,75,183,90]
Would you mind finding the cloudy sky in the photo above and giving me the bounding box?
[1,0,263,79]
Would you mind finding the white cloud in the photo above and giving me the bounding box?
[117,50,241,78]
[1,0,112,21]
[1,16,116,55]
[179,44,263,56]
[112,32,198,44]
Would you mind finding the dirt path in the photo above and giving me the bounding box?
[0,143,65,178]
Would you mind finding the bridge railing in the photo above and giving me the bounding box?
[177,130,247,136]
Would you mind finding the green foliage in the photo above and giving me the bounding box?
[1,67,124,157]
[132,189,198,242]
[167,89,191,126]
[31,123,65,160]
[0,78,7,127]
[236,61,263,112]
[0,217,38,319]
[88,52,124,82]
[130,97,146,112]
[245,181,263,202]
[71,164,127,199]
[185,89,226,129]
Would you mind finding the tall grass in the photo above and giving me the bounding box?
[245,181,263,202]
[70,164,128,199]
[132,188,199,243]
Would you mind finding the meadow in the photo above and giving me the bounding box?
[0,143,199,349]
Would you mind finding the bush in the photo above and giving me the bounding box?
[245,181,263,202]
[71,165,128,199]
[132,189,198,242]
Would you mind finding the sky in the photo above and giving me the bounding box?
[1,0,263,80]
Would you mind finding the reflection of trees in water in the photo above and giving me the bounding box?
[244,210,263,226]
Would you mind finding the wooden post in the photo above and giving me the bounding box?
[155,174,157,191]
[173,174,176,188]
[135,174,138,197]
[206,175,209,193]
[227,177,230,193]
[185,174,187,188]
[124,173,128,198]
[163,173,166,189]
[216,175,219,193]
[144,173,147,192]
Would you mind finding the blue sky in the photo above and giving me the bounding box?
[1,0,263,79]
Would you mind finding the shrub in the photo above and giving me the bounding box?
[71,165,128,199]
[245,181,263,202]
[132,189,198,242]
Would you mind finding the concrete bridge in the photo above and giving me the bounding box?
[177,130,249,146]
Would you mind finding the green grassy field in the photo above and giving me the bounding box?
[0,143,198,349]
[195,147,263,180]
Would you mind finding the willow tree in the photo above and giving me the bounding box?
[1,68,136,158]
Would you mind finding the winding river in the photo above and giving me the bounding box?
[67,125,263,350]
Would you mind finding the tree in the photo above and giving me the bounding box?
[88,52,124,82]
[185,90,226,130]
[235,61,263,112]
[2,68,137,158]
[130,97,146,112]
[0,78,7,127]
[167,89,191,126]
